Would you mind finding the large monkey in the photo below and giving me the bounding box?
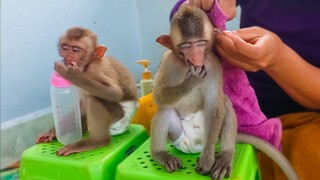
[151,5,298,180]
[36,27,138,156]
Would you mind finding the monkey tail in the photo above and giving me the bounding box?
[236,133,299,180]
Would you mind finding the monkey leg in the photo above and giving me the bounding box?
[36,127,56,143]
[196,103,226,176]
[210,99,237,179]
[151,107,183,172]
[57,96,120,156]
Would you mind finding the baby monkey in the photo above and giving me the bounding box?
[151,5,298,180]
[36,27,137,156]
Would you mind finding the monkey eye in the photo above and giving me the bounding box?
[61,44,82,52]
[195,40,208,47]
[61,44,70,50]
[179,40,208,49]
[179,43,192,49]
[72,46,82,52]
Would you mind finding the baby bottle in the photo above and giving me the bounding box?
[50,71,82,145]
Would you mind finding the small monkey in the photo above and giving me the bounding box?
[151,5,298,180]
[36,27,138,156]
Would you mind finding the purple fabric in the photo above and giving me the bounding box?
[171,0,282,150]
[237,0,320,117]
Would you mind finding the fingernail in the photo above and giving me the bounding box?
[223,30,233,35]
[214,28,223,35]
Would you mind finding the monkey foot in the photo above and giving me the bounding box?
[56,138,109,156]
[210,151,233,179]
[36,129,56,144]
[154,151,182,172]
[195,155,215,175]
[164,155,182,173]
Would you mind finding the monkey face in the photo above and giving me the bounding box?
[169,7,214,67]
[59,37,94,71]
[176,38,209,67]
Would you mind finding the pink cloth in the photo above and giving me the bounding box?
[208,1,282,149]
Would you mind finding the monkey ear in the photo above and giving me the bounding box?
[156,34,173,50]
[95,45,108,59]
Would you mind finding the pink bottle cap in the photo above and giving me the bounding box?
[50,71,72,87]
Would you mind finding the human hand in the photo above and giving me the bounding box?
[187,0,236,20]
[188,0,215,12]
[215,26,284,72]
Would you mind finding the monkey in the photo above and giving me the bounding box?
[36,26,138,156]
[150,5,298,180]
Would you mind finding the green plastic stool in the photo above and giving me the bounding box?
[115,138,261,180]
[20,124,149,180]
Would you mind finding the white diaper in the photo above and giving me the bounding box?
[172,110,206,153]
[110,101,138,135]
[110,116,130,135]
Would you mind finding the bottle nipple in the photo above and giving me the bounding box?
[50,71,72,87]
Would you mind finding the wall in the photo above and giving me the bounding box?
[135,1,240,74]
[1,0,142,123]
[1,1,240,123]
[0,0,240,169]
[135,0,177,73]
[0,0,143,169]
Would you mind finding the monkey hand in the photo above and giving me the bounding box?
[210,151,233,179]
[185,61,207,87]
[54,61,84,84]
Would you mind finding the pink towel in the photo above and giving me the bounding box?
[208,0,282,149]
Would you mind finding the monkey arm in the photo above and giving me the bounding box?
[153,83,192,106]
[54,62,123,103]
[218,97,237,153]
[207,96,237,178]
[153,68,205,106]
[75,77,123,103]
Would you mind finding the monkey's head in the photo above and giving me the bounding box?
[156,5,214,67]
[58,26,107,72]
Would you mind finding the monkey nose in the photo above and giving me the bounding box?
[191,58,204,66]
[65,55,73,61]
[186,53,204,66]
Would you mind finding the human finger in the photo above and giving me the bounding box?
[216,45,259,71]
[216,34,261,71]
[215,33,241,57]
[189,0,201,7]
[222,31,263,59]
[228,27,265,42]
[201,0,215,12]
[219,0,236,20]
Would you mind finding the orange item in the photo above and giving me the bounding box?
[131,93,158,133]
[259,112,320,179]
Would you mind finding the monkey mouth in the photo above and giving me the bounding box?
[186,59,206,69]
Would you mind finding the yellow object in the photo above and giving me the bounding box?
[131,93,158,133]
[135,60,153,96]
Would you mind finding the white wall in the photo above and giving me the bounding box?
[135,0,240,74]
[135,0,177,73]
[1,0,240,169]
[0,0,143,169]
[1,0,142,123]
[1,0,240,123]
